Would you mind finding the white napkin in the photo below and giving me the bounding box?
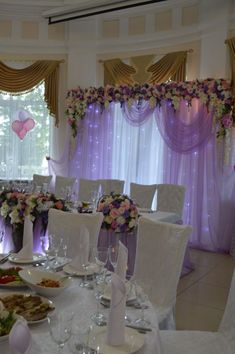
[17,216,33,259]
[106,273,126,346]
[70,225,89,271]
[9,318,32,354]
[115,241,128,280]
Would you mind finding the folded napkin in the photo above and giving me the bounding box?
[106,273,126,346]
[115,241,128,280]
[9,318,32,354]
[70,225,89,271]
[17,216,33,259]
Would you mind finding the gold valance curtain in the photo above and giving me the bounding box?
[147,51,187,84]
[103,58,136,86]
[0,60,61,125]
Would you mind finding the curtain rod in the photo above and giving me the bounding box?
[98,49,194,63]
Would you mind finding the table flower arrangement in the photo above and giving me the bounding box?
[97,193,138,233]
[0,190,68,251]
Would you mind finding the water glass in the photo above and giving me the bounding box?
[40,235,53,270]
[108,244,119,272]
[94,247,108,275]
[90,274,106,325]
[48,311,74,354]
[134,283,151,327]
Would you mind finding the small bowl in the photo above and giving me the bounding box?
[19,269,71,297]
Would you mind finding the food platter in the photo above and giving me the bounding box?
[0,292,55,324]
[0,267,26,288]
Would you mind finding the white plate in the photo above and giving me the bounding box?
[102,281,136,302]
[0,292,55,324]
[63,263,99,276]
[88,326,145,354]
[8,253,46,264]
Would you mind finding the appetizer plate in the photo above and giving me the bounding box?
[63,263,99,276]
[0,292,55,324]
[8,253,46,264]
[88,326,145,354]
[0,267,26,288]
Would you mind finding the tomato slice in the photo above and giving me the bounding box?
[0,275,16,284]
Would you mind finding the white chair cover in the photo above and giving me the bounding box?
[78,178,100,201]
[54,175,76,198]
[130,182,157,209]
[33,174,52,188]
[156,184,186,217]
[47,209,103,257]
[158,270,235,353]
[134,217,192,329]
[97,179,125,195]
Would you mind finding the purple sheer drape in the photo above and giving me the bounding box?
[155,99,235,252]
[48,98,235,253]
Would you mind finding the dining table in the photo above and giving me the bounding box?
[0,259,161,353]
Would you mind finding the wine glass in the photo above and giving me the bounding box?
[48,311,74,354]
[93,247,108,276]
[133,283,151,327]
[69,320,93,354]
[50,234,62,266]
[40,235,53,270]
[80,246,94,289]
[108,244,119,272]
[90,274,106,325]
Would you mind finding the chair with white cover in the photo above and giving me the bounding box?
[47,209,104,257]
[98,179,125,195]
[157,269,235,354]
[54,175,76,199]
[134,217,192,329]
[33,174,52,190]
[78,178,100,201]
[156,184,186,218]
[130,182,157,209]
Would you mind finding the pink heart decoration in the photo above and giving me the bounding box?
[11,118,35,140]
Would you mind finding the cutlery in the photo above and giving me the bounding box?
[126,323,152,332]
[0,252,11,264]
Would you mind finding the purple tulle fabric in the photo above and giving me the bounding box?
[48,99,235,253]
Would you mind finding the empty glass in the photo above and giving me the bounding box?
[108,244,119,272]
[93,247,108,275]
[80,246,94,289]
[134,283,151,327]
[48,312,74,354]
[40,235,53,270]
[90,274,106,325]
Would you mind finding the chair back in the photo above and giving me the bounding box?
[54,175,76,198]
[218,269,235,351]
[134,217,192,310]
[47,209,104,258]
[97,179,124,195]
[33,174,52,188]
[130,183,157,209]
[78,178,100,201]
[156,184,186,217]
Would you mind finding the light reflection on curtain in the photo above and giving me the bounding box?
[49,100,235,252]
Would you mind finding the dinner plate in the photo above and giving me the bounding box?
[0,292,55,324]
[88,326,145,354]
[63,263,99,276]
[8,253,46,264]
[102,281,136,302]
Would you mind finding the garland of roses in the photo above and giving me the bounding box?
[65,79,234,139]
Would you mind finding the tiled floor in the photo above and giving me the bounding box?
[176,248,235,331]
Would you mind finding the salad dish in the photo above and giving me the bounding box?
[0,267,25,287]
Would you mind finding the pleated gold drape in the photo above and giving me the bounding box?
[147,51,187,84]
[103,58,136,85]
[0,60,62,125]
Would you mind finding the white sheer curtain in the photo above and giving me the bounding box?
[111,104,164,197]
[0,61,52,180]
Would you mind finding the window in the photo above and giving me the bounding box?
[0,83,52,180]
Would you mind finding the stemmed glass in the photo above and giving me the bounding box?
[69,320,93,354]
[50,234,62,266]
[108,244,119,272]
[48,311,74,354]
[90,274,106,325]
[80,246,94,289]
[40,235,53,270]
[94,247,108,276]
[133,283,151,327]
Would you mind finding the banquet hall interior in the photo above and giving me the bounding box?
[0,0,235,352]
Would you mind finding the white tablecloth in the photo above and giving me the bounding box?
[0,262,161,353]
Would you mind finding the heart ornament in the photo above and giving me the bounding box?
[12,117,35,140]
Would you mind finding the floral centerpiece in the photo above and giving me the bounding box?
[0,190,68,251]
[97,193,138,233]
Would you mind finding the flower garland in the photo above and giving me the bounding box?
[97,193,138,233]
[65,79,234,138]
